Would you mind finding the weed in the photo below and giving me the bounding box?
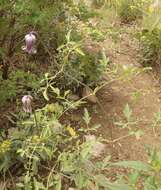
[115,104,143,140]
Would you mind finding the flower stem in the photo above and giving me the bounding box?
[33,111,38,128]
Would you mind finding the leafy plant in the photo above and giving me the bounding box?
[76,3,98,20]
[137,2,161,66]
[0,70,40,105]
[115,0,145,23]
[0,0,72,79]
[138,28,161,66]
[41,30,109,92]
[113,147,161,190]
[150,111,161,136]
[115,104,143,140]
[0,99,132,190]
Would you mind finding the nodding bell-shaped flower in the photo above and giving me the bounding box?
[152,0,160,8]
[22,95,33,113]
[22,32,37,54]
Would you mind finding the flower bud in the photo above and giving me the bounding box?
[22,32,37,54]
[22,95,33,113]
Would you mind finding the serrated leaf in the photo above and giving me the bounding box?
[83,108,91,125]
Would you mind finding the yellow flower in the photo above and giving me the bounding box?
[67,126,77,137]
[0,140,11,154]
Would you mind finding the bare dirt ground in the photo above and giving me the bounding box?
[87,25,161,162]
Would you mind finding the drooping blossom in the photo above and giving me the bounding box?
[22,32,37,54]
[152,0,160,8]
[22,95,33,113]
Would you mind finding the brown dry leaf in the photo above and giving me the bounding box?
[67,94,80,101]
[82,86,97,103]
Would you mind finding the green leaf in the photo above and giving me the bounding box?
[34,177,45,190]
[112,161,151,172]
[45,73,49,79]
[16,183,24,188]
[74,172,89,189]
[43,88,49,101]
[75,48,85,56]
[128,171,140,186]
[144,176,158,190]
[64,90,70,98]
[83,108,91,125]
[50,86,60,97]
[106,182,131,190]
[54,174,62,190]
[129,130,144,140]
[94,174,131,190]
[66,30,71,42]
[123,104,132,120]
[80,141,93,159]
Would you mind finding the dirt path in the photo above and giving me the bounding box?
[90,26,161,162]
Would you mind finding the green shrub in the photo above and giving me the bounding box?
[0,102,131,190]
[138,6,161,66]
[116,147,161,189]
[1,94,161,189]
[0,0,76,79]
[138,28,161,66]
[0,0,107,94]
[0,70,40,105]
[46,31,109,91]
[116,0,144,22]
[77,4,98,20]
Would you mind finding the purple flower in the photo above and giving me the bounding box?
[22,95,33,113]
[152,0,160,8]
[22,32,37,54]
